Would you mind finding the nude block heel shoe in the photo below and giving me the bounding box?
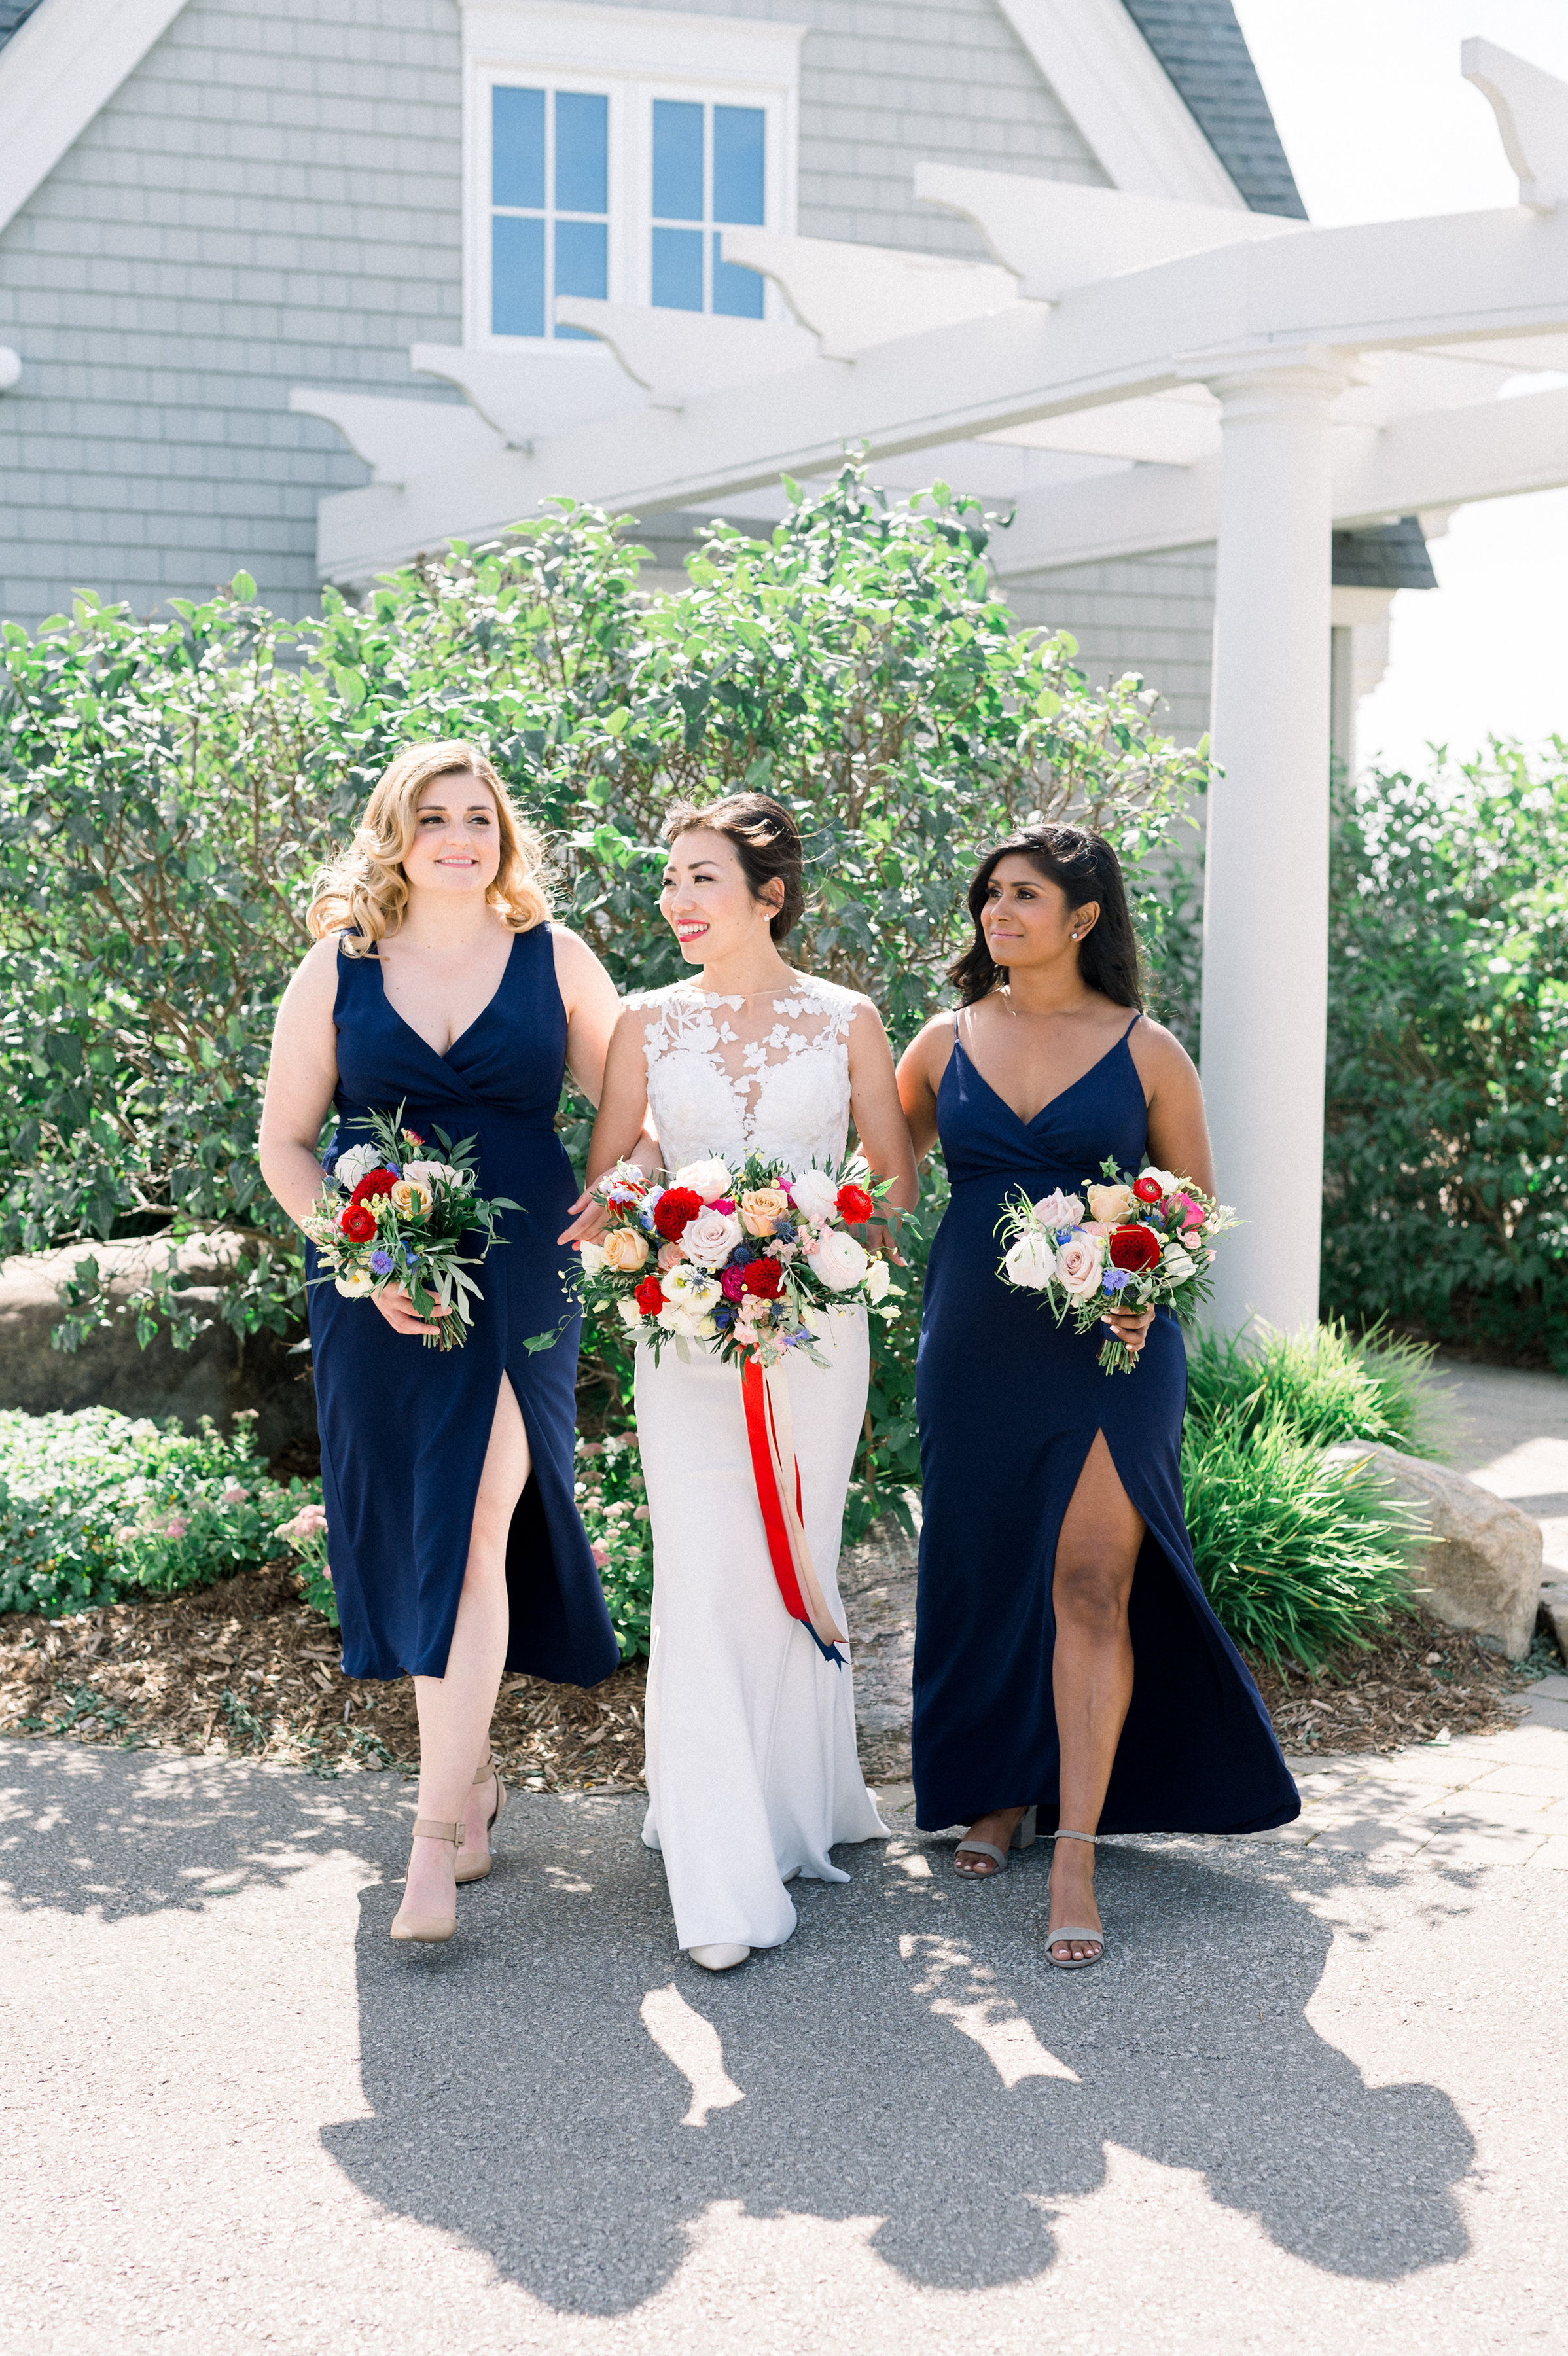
[454,1751,507,1886]
[389,1819,463,1944]
[1046,1829,1106,1969]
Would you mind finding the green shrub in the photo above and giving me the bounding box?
[1182,1409,1425,1668]
[0,1406,321,1619]
[1185,1317,1448,1457]
[1323,744,1568,1368]
[574,1431,652,1659]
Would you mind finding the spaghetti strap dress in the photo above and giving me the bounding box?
[910,1012,1300,1837]
[306,925,620,1690]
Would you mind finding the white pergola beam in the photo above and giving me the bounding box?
[319,201,1568,579]
[990,382,1568,577]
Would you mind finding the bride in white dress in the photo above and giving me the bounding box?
[585,794,919,1971]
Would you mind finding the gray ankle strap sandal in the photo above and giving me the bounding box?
[1046,1829,1106,1969]
[955,1804,1037,1876]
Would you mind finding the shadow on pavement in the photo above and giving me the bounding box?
[323,1798,1475,2313]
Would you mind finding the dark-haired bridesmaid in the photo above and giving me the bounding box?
[897,827,1297,1967]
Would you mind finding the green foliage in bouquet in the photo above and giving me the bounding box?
[0,1406,323,1620]
[1323,743,1568,1370]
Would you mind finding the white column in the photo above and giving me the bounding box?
[1197,349,1349,1335]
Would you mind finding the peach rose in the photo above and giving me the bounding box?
[388,1175,433,1219]
[603,1227,650,1274]
[1085,1182,1134,1226]
[656,1240,686,1274]
[739,1186,790,1238]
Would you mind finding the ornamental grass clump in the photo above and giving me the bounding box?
[1181,1408,1427,1669]
[0,1406,321,1620]
[1185,1317,1448,1457]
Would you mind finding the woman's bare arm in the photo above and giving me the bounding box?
[550,925,620,1108]
[1133,1023,1216,1197]
[895,1015,952,1166]
[848,1001,919,1215]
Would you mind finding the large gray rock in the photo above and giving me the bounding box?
[0,1240,317,1466]
[1325,1440,1543,1660]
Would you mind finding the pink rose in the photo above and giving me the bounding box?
[1033,1190,1084,1230]
[656,1240,686,1274]
[1080,1220,1113,1238]
[720,1266,747,1300]
[681,1206,745,1270]
[1054,1233,1104,1296]
[1174,1193,1205,1230]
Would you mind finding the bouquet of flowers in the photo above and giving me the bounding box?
[995,1157,1237,1374]
[304,1105,517,1351]
[577,1152,903,1368]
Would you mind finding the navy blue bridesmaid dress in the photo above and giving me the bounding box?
[306,924,620,1690]
[911,1013,1299,1836]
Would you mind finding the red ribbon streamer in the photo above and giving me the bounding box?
[739,1355,846,1661]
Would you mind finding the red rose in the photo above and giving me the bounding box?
[633,1276,665,1316]
[836,1183,876,1224]
[1108,1224,1160,1273]
[350,1168,399,1205]
[741,1257,783,1298]
[653,1187,703,1240]
[1133,1175,1164,1205]
[339,1204,376,1243]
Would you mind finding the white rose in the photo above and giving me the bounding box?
[789,1167,840,1224]
[1055,1232,1105,1296]
[1160,1242,1196,1284]
[808,1226,869,1293]
[659,1304,717,1340]
[332,1143,381,1192]
[1032,1190,1084,1232]
[334,1269,374,1297]
[1003,1231,1058,1290]
[402,1158,467,1192]
[681,1207,745,1269]
[616,1296,644,1333]
[673,1157,735,1205]
[1141,1167,1179,1198]
[865,1258,891,1304]
[578,1241,607,1274]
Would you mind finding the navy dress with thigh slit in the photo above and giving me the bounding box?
[910,1013,1299,1836]
[306,925,619,1689]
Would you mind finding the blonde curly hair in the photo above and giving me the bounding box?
[308,740,552,952]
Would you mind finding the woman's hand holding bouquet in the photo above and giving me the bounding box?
[997,1158,1237,1374]
[579,1152,904,1366]
[304,1104,519,1351]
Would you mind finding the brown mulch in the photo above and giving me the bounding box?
[1243,1611,1537,1758]
[0,1576,1541,1784]
[0,1562,647,1789]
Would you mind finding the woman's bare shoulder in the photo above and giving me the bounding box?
[1128,1012,1198,1086]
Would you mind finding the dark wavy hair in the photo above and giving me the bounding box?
[949,825,1144,1008]
[662,792,807,944]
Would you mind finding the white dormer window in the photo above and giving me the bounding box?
[462,3,802,348]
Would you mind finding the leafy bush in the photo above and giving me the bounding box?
[1185,1318,1448,1458]
[574,1431,652,1658]
[1323,744,1568,1368]
[0,1406,321,1619]
[1182,1410,1425,1668]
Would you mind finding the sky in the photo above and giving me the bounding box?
[1230,0,1568,774]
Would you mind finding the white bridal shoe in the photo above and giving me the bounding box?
[688,1943,751,1972]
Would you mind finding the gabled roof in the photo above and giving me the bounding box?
[1119,0,1308,218]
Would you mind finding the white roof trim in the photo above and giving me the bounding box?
[991,0,1249,208]
[0,0,194,237]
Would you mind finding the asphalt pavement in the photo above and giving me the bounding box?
[3,1717,1565,2355]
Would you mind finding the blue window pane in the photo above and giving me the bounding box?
[712,236,764,318]
[492,213,545,336]
[652,224,704,311]
[555,90,607,215]
[652,99,704,221]
[492,86,545,211]
[555,218,607,301]
[713,106,764,225]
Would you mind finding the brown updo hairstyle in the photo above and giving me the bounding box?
[662,793,807,943]
[950,824,1144,1009]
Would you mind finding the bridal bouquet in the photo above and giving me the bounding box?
[304,1105,518,1351]
[578,1152,903,1370]
[996,1157,1237,1374]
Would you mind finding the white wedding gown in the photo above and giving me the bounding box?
[630,975,889,1953]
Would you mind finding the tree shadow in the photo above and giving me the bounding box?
[323,1806,1476,2315]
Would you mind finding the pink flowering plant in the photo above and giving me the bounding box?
[577,1151,904,1370]
[304,1103,521,1352]
[996,1156,1238,1374]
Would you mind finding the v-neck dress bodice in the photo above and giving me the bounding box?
[912,1017,1298,1837]
[306,925,618,1687]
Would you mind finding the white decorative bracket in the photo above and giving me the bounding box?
[408,344,645,448]
[552,300,823,410]
[717,230,1018,359]
[1462,38,1568,214]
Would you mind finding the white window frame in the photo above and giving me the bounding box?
[460,1,804,351]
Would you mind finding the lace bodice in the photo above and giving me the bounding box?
[630,975,860,1173]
